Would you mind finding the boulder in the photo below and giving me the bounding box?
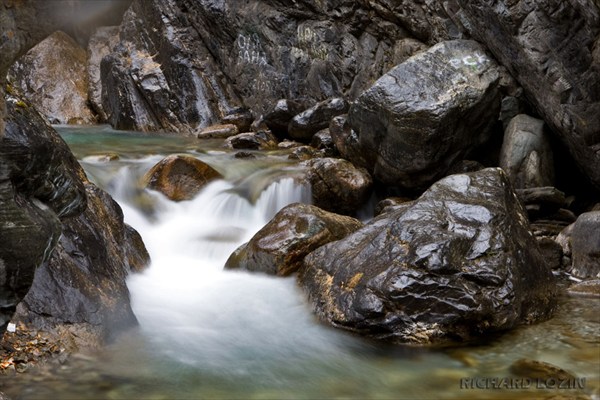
[299,168,557,344]
[305,158,373,216]
[569,212,600,279]
[87,26,120,122]
[226,131,278,150]
[0,92,87,333]
[288,98,349,142]
[221,109,254,133]
[197,124,239,139]
[348,40,501,190]
[143,154,222,201]
[310,129,337,157]
[13,182,150,347]
[264,99,311,139]
[8,31,96,124]
[500,114,554,189]
[225,203,362,276]
[453,0,600,189]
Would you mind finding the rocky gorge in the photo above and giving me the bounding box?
[1,0,599,398]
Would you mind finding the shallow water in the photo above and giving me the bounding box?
[1,126,598,400]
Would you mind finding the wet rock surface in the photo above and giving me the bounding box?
[9,31,96,125]
[305,157,373,216]
[143,154,222,201]
[569,212,600,279]
[300,168,557,344]
[87,26,120,122]
[288,98,348,142]
[347,40,501,190]
[225,203,362,276]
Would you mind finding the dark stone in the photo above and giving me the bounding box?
[536,237,563,270]
[225,203,362,276]
[516,187,567,209]
[348,40,501,190]
[143,154,222,201]
[13,183,150,345]
[221,109,254,133]
[570,212,600,279]
[87,26,120,122]
[288,98,349,142]
[234,151,256,160]
[226,131,278,150]
[306,157,373,216]
[454,0,600,189]
[500,114,554,189]
[263,99,312,139]
[9,31,96,125]
[288,146,321,161]
[374,197,413,217]
[299,168,557,344]
[310,129,337,157]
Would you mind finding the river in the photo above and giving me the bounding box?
[1,126,598,400]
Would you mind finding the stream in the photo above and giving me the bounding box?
[1,126,598,400]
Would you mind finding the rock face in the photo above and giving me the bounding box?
[225,203,362,276]
[300,168,557,344]
[569,212,600,279]
[0,93,87,332]
[454,0,600,189]
[288,98,348,142]
[143,154,222,201]
[306,157,373,216]
[14,182,150,345]
[87,26,120,122]
[500,114,554,189]
[8,31,96,124]
[348,40,501,190]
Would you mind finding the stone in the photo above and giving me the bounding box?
[537,237,563,270]
[221,109,254,133]
[225,203,362,276]
[348,40,501,190]
[556,223,575,258]
[570,212,600,279]
[305,157,373,216]
[454,0,600,189]
[374,197,414,217]
[310,129,337,157]
[197,124,239,139]
[516,187,567,212]
[288,98,349,142]
[263,99,311,139]
[13,183,150,346]
[87,26,120,122]
[299,168,557,344]
[568,280,600,298]
[500,114,554,189]
[510,359,577,382]
[226,131,278,150]
[8,31,96,124]
[143,155,222,201]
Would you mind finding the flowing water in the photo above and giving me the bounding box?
[1,126,599,400]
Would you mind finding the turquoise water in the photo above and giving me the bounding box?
[1,126,598,400]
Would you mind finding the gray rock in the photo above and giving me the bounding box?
[87,26,120,122]
[310,129,337,157]
[306,157,373,216]
[225,203,362,276]
[348,40,501,190]
[300,168,557,344]
[500,114,554,189]
[288,98,348,142]
[264,99,312,139]
[536,237,563,270]
[570,212,600,279]
[453,0,600,189]
[8,31,97,124]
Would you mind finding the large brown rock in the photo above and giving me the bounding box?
[347,40,501,190]
[300,168,557,344]
[453,0,600,189]
[225,203,362,276]
[143,154,222,201]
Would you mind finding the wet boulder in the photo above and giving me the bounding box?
[143,155,222,201]
[225,203,362,276]
[9,31,96,124]
[87,26,120,122]
[454,0,600,189]
[500,114,554,189]
[299,168,557,344]
[305,158,373,216]
[264,99,312,139]
[348,40,501,190]
[288,98,349,142]
[13,183,150,347]
[226,131,278,150]
[569,212,600,279]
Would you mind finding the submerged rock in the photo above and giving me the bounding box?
[9,31,96,125]
[348,40,501,190]
[306,157,373,216]
[143,155,222,201]
[225,203,362,276]
[300,168,557,344]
